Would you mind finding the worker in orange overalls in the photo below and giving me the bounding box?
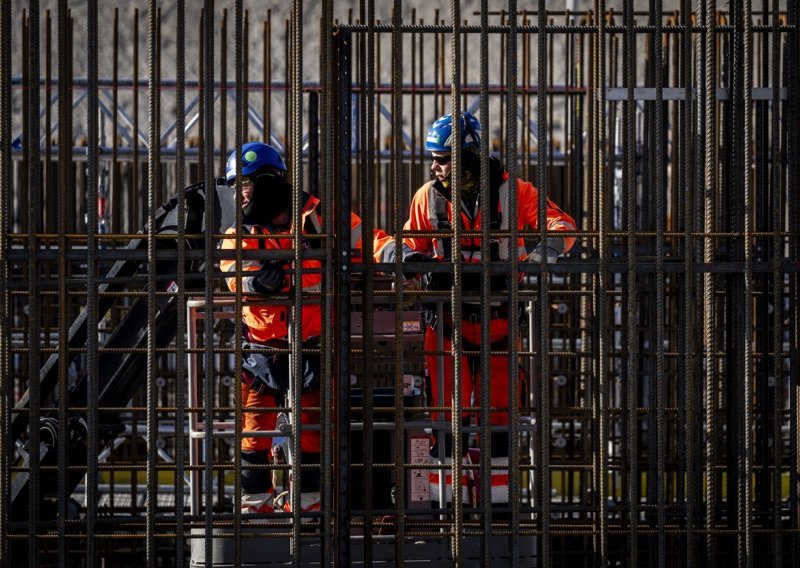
[220,142,366,515]
[377,112,576,507]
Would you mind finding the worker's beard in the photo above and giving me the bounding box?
[458,147,481,203]
[459,168,479,203]
[441,170,479,202]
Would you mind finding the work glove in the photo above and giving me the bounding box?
[251,259,286,294]
[402,251,435,279]
[527,237,565,264]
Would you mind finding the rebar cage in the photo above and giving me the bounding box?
[1,1,799,567]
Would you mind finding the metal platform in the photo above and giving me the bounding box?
[190,528,537,567]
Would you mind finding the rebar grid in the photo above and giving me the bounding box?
[1,3,797,567]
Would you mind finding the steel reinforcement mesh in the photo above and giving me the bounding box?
[1,1,799,567]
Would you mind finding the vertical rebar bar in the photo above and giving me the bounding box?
[133,8,140,229]
[391,1,406,564]
[360,1,377,562]
[290,2,303,564]
[145,1,159,565]
[769,1,783,566]
[44,11,52,235]
[593,1,609,564]
[220,10,227,177]
[623,2,638,566]
[742,2,754,566]
[174,1,186,565]
[201,1,215,565]
[336,26,353,568]
[703,1,718,565]
[56,1,70,564]
[263,10,271,143]
[651,2,667,565]
[536,2,553,565]
[25,4,41,565]
[449,1,464,564]
[0,0,10,560]
[320,2,334,565]
[478,1,491,566]
[233,0,244,564]
[681,0,696,565]
[788,1,800,564]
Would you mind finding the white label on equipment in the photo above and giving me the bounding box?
[402,374,415,396]
[403,320,421,333]
[409,437,430,501]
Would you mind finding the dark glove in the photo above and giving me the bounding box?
[527,237,565,264]
[251,260,286,294]
[402,251,434,279]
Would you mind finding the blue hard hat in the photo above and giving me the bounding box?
[225,141,287,184]
[424,111,481,153]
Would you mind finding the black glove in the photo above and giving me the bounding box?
[402,251,434,279]
[527,237,566,264]
[251,260,286,294]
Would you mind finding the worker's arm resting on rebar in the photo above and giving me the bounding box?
[518,180,577,263]
[372,188,438,279]
[219,227,286,294]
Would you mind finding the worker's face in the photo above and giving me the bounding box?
[430,152,452,183]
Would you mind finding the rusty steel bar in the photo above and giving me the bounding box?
[320,1,334,563]
[703,1,718,565]
[145,1,159,565]
[0,0,10,561]
[536,0,549,564]
[173,1,186,565]
[770,2,783,567]
[44,11,52,234]
[789,0,800,564]
[336,25,353,567]
[742,4,755,567]
[289,1,303,564]
[652,2,667,565]
[219,10,227,178]
[358,0,378,561]
[26,3,42,566]
[261,9,276,143]
[232,0,244,565]
[391,1,406,564]
[133,8,140,229]
[449,2,464,565]
[594,0,609,565]
[201,1,215,565]
[55,0,69,562]
[623,2,638,565]
[478,1,491,564]
[680,1,696,565]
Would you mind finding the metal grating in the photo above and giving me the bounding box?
[0,1,798,567]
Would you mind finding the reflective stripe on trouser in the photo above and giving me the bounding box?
[424,319,523,425]
[429,456,476,505]
[241,380,322,453]
[429,455,510,504]
[241,490,275,514]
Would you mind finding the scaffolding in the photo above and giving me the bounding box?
[1,1,799,566]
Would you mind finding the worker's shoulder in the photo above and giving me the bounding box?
[411,180,436,201]
[512,177,538,197]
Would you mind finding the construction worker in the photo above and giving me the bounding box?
[377,112,576,506]
[219,141,365,515]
